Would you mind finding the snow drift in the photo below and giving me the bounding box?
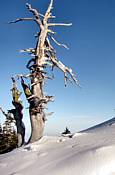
[0,117,115,175]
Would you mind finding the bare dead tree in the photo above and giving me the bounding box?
[9,0,80,143]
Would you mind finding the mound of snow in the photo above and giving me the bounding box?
[0,117,115,175]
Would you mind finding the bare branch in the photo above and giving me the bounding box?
[47,29,56,34]
[48,23,72,27]
[50,15,56,19]
[44,0,54,21]
[20,48,35,54]
[49,55,81,87]
[26,3,43,28]
[8,18,35,24]
[16,74,31,79]
[45,37,56,51]
[39,13,44,18]
[31,72,53,87]
[45,112,54,116]
[0,107,7,117]
[50,36,69,49]
[41,95,54,104]
[44,74,54,80]
[27,94,36,100]
[66,68,81,87]
[26,3,39,17]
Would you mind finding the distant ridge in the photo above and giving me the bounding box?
[81,117,115,132]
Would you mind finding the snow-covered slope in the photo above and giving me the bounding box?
[0,117,115,175]
[81,117,115,132]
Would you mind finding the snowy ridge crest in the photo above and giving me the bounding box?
[81,117,115,132]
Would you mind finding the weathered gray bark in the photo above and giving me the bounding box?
[29,113,44,142]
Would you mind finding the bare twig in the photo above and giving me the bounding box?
[39,13,44,18]
[0,107,7,117]
[47,29,56,34]
[50,36,69,49]
[20,48,35,54]
[8,18,35,24]
[16,74,31,79]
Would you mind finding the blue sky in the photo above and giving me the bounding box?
[0,0,115,138]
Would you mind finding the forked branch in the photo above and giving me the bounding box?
[26,3,43,28]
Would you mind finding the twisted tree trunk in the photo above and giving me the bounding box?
[11,77,25,147]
